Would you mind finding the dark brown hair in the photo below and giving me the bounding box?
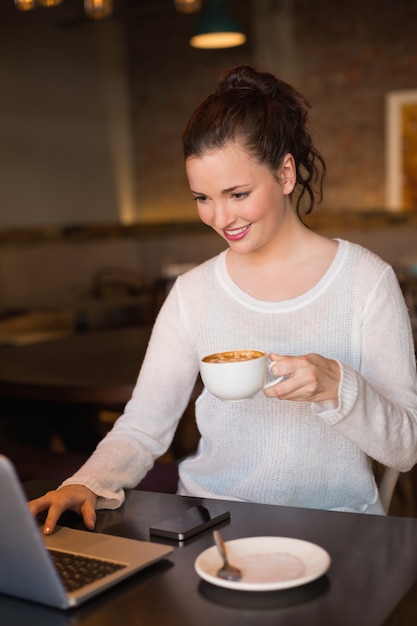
[182,65,325,217]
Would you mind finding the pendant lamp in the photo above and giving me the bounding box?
[84,0,113,20]
[14,0,36,10]
[190,0,246,49]
[175,0,202,13]
[37,0,63,6]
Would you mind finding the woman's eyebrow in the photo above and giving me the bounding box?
[222,185,241,193]
[190,183,249,195]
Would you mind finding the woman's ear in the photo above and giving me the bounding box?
[279,153,296,195]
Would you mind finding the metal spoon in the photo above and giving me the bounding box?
[213,530,242,582]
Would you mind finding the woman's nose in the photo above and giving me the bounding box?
[212,201,234,230]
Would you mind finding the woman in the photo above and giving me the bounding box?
[30,65,417,532]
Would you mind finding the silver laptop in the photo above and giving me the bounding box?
[0,455,173,609]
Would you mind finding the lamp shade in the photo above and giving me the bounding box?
[190,0,246,49]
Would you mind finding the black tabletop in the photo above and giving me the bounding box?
[2,484,417,626]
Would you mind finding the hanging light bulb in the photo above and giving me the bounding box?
[174,0,202,14]
[84,0,114,21]
[190,0,246,49]
[14,0,36,10]
[37,0,63,6]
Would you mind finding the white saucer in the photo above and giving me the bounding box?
[194,536,331,592]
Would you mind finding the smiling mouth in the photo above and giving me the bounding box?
[223,224,251,240]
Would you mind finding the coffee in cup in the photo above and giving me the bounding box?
[200,349,283,402]
[202,349,264,364]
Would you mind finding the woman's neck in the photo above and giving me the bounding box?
[226,219,338,302]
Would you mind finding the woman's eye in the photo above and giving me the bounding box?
[193,195,207,203]
[232,192,249,200]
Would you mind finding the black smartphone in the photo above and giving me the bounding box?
[149,505,230,541]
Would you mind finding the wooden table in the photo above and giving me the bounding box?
[0,326,152,407]
[0,327,152,451]
[3,484,417,625]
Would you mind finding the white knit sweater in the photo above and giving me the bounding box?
[63,240,417,514]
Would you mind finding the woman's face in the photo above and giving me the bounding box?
[185,141,295,257]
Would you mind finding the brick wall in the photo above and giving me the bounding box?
[126,0,417,219]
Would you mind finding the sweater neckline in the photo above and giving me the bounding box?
[215,238,347,312]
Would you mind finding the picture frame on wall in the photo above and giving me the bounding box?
[385,89,417,211]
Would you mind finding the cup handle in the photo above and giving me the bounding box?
[263,361,287,389]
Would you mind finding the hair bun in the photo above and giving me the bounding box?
[217,64,282,100]
[218,65,259,91]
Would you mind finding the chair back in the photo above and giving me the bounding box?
[378,466,400,513]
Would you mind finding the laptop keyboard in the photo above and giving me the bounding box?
[49,549,127,592]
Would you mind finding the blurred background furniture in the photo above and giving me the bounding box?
[0,324,201,490]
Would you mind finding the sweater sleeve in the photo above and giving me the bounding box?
[61,282,201,509]
[313,265,417,471]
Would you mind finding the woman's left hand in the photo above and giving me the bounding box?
[264,352,341,403]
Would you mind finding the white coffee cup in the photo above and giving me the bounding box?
[200,349,284,402]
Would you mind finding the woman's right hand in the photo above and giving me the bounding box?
[28,484,97,535]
